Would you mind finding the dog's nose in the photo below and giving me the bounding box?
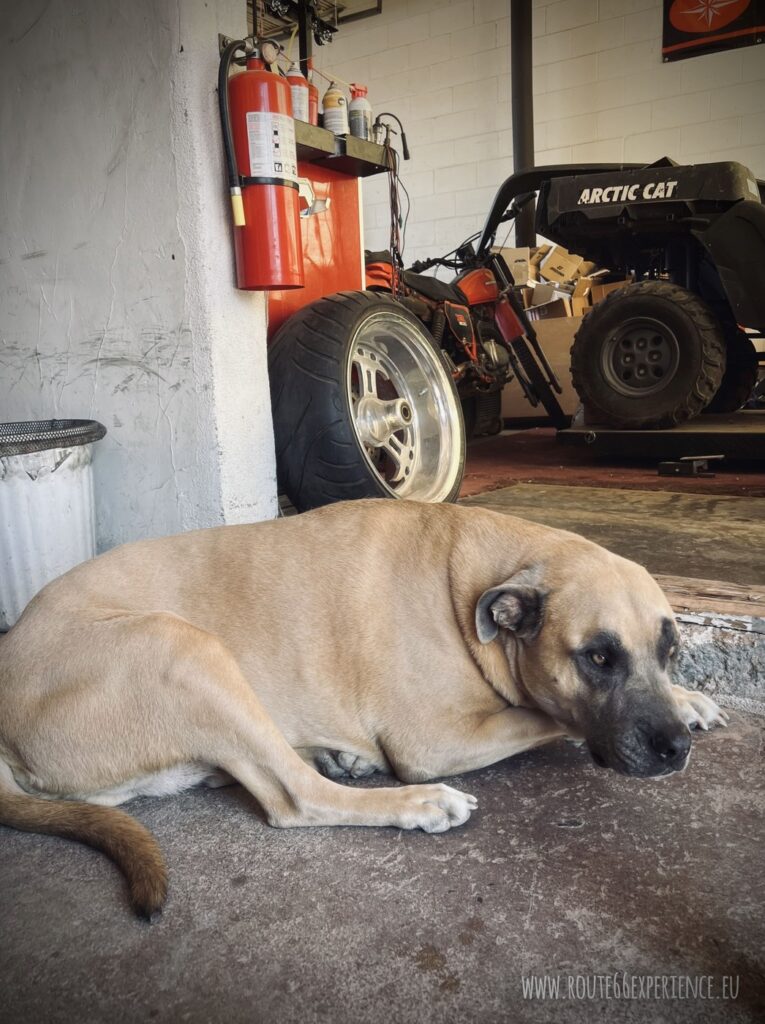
[650,726,691,767]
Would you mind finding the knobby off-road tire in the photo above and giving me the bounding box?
[269,291,465,512]
[570,281,726,429]
[704,329,759,414]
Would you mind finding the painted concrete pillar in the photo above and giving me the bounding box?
[0,0,278,552]
[173,0,279,530]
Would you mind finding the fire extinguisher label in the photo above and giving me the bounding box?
[245,111,298,182]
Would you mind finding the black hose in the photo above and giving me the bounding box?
[218,39,247,190]
[374,112,410,160]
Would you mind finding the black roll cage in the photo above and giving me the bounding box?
[475,163,645,259]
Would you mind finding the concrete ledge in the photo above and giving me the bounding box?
[658,575,765,716]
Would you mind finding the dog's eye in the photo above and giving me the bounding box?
[590,652,608,667]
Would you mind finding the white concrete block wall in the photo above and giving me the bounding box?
[0,0,278,551]
[315,0,765,265]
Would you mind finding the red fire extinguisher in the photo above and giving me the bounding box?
[219,40,304,290]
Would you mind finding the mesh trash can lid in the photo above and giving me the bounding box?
[0,420,107,457]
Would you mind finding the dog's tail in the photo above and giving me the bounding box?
[0,763,167,920]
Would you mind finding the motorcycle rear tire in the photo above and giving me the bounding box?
[269,290,466,512]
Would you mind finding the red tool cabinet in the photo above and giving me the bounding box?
[267,123,389,339]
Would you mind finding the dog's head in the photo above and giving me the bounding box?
[475,551,690,778]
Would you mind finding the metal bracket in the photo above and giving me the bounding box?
[263,0,338,48]
[218,33,257,60]
[658,455,724,478]
[218,33,241,55]
[296,178,330,217]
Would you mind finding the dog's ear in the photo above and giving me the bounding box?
[475,569,547,645]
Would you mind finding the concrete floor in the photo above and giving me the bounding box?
[3,471,764,1023]
[1,716,763,1024]
[461,428,765,500]
[462,483,765,585]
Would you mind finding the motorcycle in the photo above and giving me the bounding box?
[365,192,566,438]
[268,191,566,512]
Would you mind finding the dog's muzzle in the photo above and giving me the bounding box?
[589,721,691,778]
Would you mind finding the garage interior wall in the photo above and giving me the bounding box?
[317,0,765,266]
[0,0,278,552]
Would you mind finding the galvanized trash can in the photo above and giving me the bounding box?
[0,420,106,630]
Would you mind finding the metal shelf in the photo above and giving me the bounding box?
[295,121,389,177]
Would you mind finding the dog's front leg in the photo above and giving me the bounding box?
[392,706,564,782]
[153,617,479,834]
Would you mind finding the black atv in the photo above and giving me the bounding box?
[477,159,765,429]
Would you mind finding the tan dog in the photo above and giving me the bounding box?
[0,500,726,918]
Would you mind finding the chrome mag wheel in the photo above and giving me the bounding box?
[347,311,464,502]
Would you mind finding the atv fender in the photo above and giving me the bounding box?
[696,200,765,334]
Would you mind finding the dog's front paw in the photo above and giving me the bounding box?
[396,783,477,834]
[672,685,729,731]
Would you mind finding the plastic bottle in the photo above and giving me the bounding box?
[322,82,349,136]
[286,62,309,122]
[349,84,372,141]
[306,58,319,126]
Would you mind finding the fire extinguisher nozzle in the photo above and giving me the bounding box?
[230,189,246,227]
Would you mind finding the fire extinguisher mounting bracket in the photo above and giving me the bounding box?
[218,33,257,61]
[240,175,300,190]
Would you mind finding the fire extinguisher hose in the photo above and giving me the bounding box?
[218,38,247,227]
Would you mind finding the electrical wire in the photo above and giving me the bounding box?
[385,142,403,294]
[300,60,352,87]
[399,174,412,254]
[286,24,298,60]
[496,219,515,252]
[377,125,412,296]
[438,229,482,264]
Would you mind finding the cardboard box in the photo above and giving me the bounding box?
[589,278,632,304]
[526,280,552,305]
[492,246,537,285]
[529,244,551,268]
[501,317,581,420]
[575,260,598,280]
[571,278,592,317]
[539,245,583,284]
[526,297,573,320]
[527,280,573,303]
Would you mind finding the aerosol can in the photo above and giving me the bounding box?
[286,61,309,122]
[321,82,349,136]
[349,83,372,141]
